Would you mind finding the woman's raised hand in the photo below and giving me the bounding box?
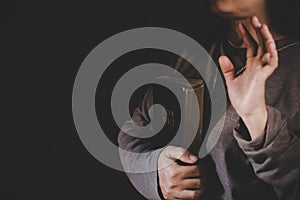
[219,16,279,139]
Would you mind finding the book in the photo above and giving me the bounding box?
[153,76,204,155]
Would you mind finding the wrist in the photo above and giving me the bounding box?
[240,108,268,140]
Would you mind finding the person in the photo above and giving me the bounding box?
[118,0,300,199]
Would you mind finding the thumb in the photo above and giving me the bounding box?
[166,146,198,164]
[219,56,235,83]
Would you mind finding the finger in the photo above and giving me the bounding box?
[251,16,265,56]
[176,189,203,200]
[219,56,235,83]
[261,53,270,64]
[261,64,278,79]
[166,146,198,164]
[260,24,278,67]
[182,175,207,190]
[182,178,203,190]
[237,22,256,58]
[179,165,206,178]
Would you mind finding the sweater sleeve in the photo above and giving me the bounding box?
[233,106,300,198]
[118,86,164,200]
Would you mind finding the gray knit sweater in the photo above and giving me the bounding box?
[118,38,300,200]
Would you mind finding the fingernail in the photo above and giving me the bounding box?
[253,16,261,26]
[190,154,198,161]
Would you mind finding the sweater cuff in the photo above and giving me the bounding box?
[123,148,164,200]
[233,106,286,152]
[234,129,266,151]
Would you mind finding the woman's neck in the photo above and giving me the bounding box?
[228,15,285,48]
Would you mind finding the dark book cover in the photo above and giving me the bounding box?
[153,76,204,155]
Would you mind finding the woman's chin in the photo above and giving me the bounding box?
[211,3,230,15]
[211,8,234,19]
[211,6,247,20]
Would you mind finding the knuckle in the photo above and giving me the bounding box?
[163,188,172,199]
[164,186,173,198]
[192,167,200,176]
[164,183,177,198]
[266,40,274,46]
[166,177,177,189]
[168,170,178,179]
[190,179,201,189]
[168,179,177,188]
[164,187,171,195]
[189,190,200,200]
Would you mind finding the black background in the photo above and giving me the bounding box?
[4,0,300,199]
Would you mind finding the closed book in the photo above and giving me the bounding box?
[153,76,204,155]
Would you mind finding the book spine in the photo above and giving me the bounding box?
[183,85,204,155]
